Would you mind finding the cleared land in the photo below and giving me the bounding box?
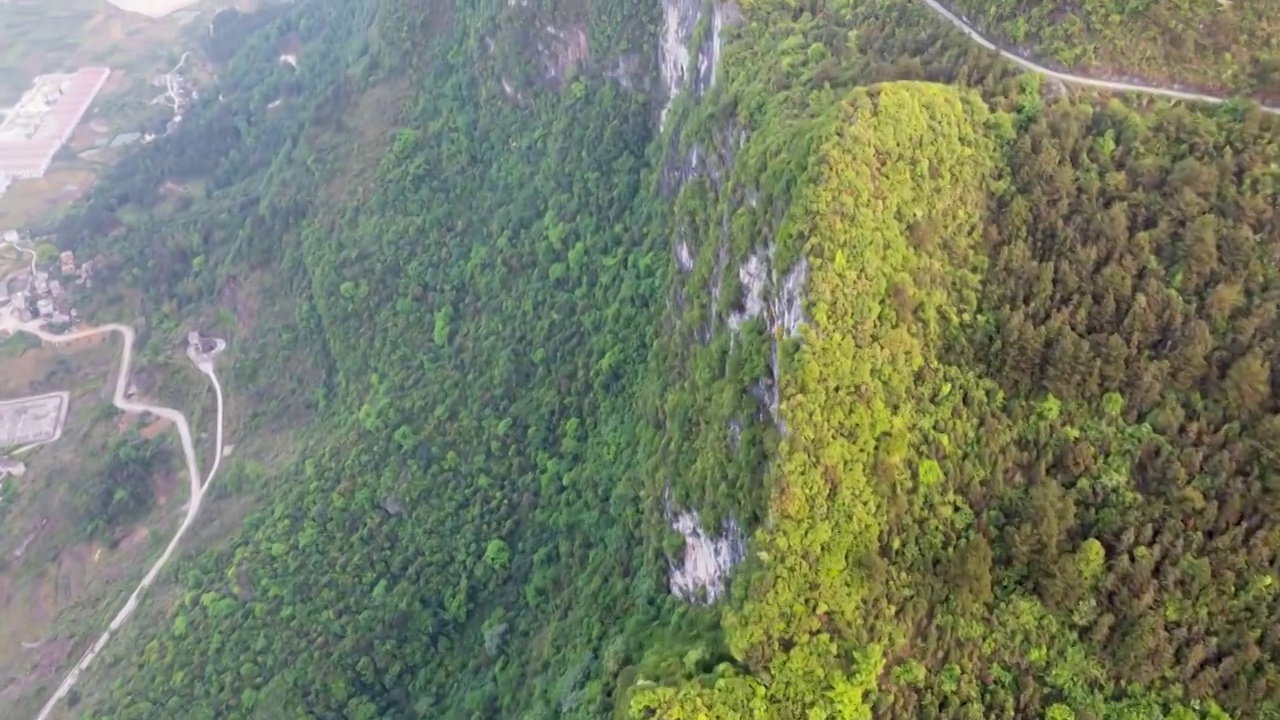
[0,340,160,717]
[0,393,69,449]
[0,0,192,225]
[0,168,96,227]
[0,68,112,179]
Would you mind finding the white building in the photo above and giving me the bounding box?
[0,456,26,478]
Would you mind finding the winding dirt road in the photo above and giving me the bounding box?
[0,314,226,720]
[919,0,1280,115]
[1,240,38,282]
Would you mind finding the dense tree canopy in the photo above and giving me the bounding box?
[37,0,1280,718]
[945,0,1280,101]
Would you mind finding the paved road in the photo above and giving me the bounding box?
[0,316,227,720]
[919,0,1280,115]
[193,339,226,493]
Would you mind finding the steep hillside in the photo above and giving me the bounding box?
[635,80,999,718]
[943,0,1280,101]
[61,0,688,718]
[24,0,1280,718]
[633,0,1280,714]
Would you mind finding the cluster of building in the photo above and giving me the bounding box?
[152,64,197,135]
[0,232,86,327]
[0,67,111,198]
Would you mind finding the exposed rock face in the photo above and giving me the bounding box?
[778,257,808,338]
[697,1,740,93]
[663,0,741,126]
[728,247,771,332]
[723,245,809,430]
[659,0,700,128]
[540,24,589,82]
[656,0,801,605]
[675,239,695,273]
[666,502,746,603]
[727,246,807,337]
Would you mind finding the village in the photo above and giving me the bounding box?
[0,228,92,491]
[0,229,91,327]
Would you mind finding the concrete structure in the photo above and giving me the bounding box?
[0,68,111,185]
[0,456,26,479]
[0,393,69,450]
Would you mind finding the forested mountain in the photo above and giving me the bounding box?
[944,0,1280,100]
[39,0,1280,718]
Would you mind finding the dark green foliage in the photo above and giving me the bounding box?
[945,0,1280,100]
[47,0,1280,718]
[75,0,692,718]
[75,432,172,541]
[206,5,293,64]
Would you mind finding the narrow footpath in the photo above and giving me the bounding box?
[919,0,1280,115]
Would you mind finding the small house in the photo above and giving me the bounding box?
[0,456,26,478]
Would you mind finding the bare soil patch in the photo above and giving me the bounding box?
[0,169,97,227]
[139,416,172,441]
